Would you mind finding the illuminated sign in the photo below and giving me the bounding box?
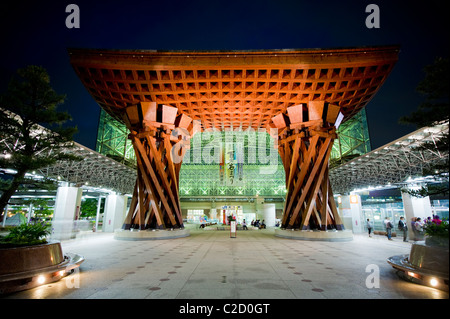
[350,195,358,204]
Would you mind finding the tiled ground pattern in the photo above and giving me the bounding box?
[2,227,448,299]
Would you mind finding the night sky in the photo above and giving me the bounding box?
[0,0,448,150]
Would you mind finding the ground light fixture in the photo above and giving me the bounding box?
[0,250,84,294]
[429,278,439,287]
[400,269,448,291]
[388,251,448,292]
[31,269,74,289]
[36,275,46,285]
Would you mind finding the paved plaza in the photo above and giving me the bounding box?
[2,225,448,300]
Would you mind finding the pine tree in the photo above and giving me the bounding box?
[400,57,449,127]
[0,65,78,221]
[400,57,449,197]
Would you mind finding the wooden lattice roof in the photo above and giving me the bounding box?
[68,46,400,131]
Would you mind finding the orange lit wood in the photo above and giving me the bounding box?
[276,101,344,230]
[121,102,190,229]
[69,46,400,132]
[69,46,399,231]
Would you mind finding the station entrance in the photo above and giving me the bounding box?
[69,46,399,238]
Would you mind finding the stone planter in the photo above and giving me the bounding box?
[0,242,84,294]
[425,236,449,248]
[0,242,64,276]
[409,241,449,276]
[387,236,449,291]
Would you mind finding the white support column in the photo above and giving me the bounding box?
[51,185,82,241]
[255,196,264,220]
[103,193,128,233]
[2,204,8,227]
[262,203,276,227]
[339,194,363,233]
[27,203,33,224]
[401,191,433,239]
[210,202,217,221]
[94,196,103,232]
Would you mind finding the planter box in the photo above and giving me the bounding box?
[0,241,85,294]
[387,237,449,291]
[0,242,64,276]
[425,236,449,248]
[409,241,449,276]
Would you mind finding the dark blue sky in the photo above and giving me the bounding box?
[0,0,448,150]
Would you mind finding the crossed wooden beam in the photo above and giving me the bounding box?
[272,101,345,230]
[121,102,193,230]
[120,100,345,231]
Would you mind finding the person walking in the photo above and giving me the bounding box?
[398,216,408,242]
[366,218,373,237]
[385,217,393,240]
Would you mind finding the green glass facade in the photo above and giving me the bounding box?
[179,130,285,198]
[96,108,371,197]
[96,110,136,166]
[330,108,371,167]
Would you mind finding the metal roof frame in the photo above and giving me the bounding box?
[329,120,449,194]
[37,141,136,194]
[0,109,136,195]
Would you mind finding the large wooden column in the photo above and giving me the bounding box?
[121,102,192,230]
[272,101,345,231]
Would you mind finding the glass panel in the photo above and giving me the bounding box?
[96,109,136,166]
[179,130,285,197]
[187,209,205,223]
[331,108,371,167]
[432,199,449,220]
[362,202,405,232]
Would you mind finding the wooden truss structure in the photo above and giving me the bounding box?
[121,102,193,229]
[273,101,344,230]
[69,46,399,231]
[68,46,400,132]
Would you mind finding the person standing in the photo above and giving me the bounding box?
[366,218,373,237]
[411,217,418,240]
[398,216,408,242]
[414,217,424,241]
